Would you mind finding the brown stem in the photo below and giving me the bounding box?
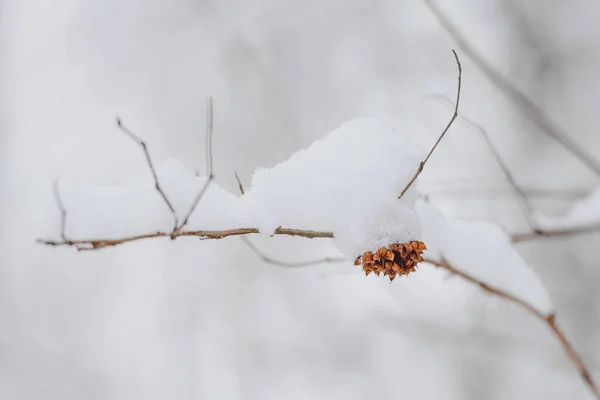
[425,257,600,399]
[399,49,462,199]
[116,118,179,230]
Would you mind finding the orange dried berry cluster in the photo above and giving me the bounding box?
[354,241,427,281]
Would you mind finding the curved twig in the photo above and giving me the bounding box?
[399,49,462,198]
[241,236,345,267]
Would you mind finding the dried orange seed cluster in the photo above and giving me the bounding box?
[354,241,426,281]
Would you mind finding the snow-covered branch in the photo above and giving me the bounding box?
[35,51,599,398]
[116,117,180,231]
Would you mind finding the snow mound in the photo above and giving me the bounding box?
[416,201,553,315]
[240,118,426,256]
[534,186,600,230]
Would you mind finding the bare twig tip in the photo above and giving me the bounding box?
[425,0,600,178]
[235,172,245,195]
[399,49,462,199]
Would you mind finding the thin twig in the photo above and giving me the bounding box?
[424,180,590,200]
[425,257,600,399]
[177,97,215,234]
[235,172,245,195]
[423,0,600,178]
[205,96,214,178]
[241,236,345,267]
[429,96,600,243]
[116,117,179,230]
[399,49,462,199]
[37,227,334,250]
[511,224,600,243]
[52,180,68,242]
[429,94,536,228]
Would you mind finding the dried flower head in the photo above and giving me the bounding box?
[354,241,426,281]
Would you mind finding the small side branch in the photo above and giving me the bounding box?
[399,49,462,198]
[241,236,345,268]
[116,117,179,230]
[177,97,216,234]
[37,227,334,250]
[426,258,600,399]
[511,224,600,243]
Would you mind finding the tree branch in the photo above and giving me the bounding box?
[425,257,600,399]
[235,172,245,195]
[176,97,215,235]
[240,236,345,268]
[52,180,68,242]
[37,227,334,250]
[423,0,600,178]
[399,49,462,198]
[511,224,600,243]
[116,117,179,230]
[429,94,537,228]
[38,53,599,398]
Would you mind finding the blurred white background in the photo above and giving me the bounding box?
[1,0,599,399]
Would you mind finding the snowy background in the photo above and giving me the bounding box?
[2,0,600,399]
